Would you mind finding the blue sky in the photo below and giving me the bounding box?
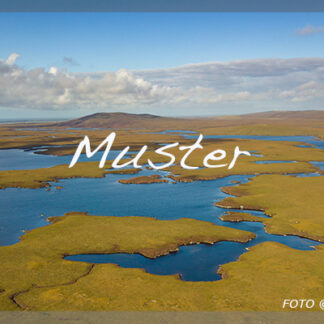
[0,13,324,118]
[2,13,324,71]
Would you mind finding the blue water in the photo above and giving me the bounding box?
[66,228,318,282]
[1,133,322,171]
[293,173,322,177]
[286,161,324,177]
[183,135,324,150]
[297,144,313,148]
[311,161,324,171]
[62,170,320,281]
[66,243,249,281]
[143,130,197,135]
[65,217,319,281]
[254,160,296,164]
[0,149,134,171]
[0,133,323,281]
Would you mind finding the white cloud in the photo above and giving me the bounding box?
[0,54,324,112]
[49,66,59,75]
[5,53,20,65]
[297,25,324,36]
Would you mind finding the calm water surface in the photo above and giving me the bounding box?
[183,135,324,150]
[0,149,134,171]
[0,134,323,281]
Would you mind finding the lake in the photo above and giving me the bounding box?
[0,134,323,281]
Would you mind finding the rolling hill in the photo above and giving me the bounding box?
[50,112,182,129]
[45,110,324,131]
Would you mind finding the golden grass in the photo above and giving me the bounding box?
[217,174,324,242]
[220,212,264,223]
[0,137,322,189]
[1,212,324,311]
[0,161,140,189]
[6,241,324,311]
[1,113,324,311]
[0,212,255,310]
[18,242,323,311]
[1,112,324,154]
[119,175,169,184]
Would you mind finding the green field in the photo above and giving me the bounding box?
[0,111,323,311]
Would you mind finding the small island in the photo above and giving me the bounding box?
[119,174,169,184]
[221,212,264,223]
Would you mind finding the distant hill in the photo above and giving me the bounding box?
[51,112,181,129]
[238,110,324,119]
[48,110,324,130]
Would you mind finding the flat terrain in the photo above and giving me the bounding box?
[0,110,323,311]
[0,212,254,310]
[220,212,264,223]
[1,110,324,155]
[0,212,322,311]
[217,174,324,242]
[119,174,168,184]
[16,241,324,311]
[0,137,323,189]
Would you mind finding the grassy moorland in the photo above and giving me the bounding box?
[119,175,169,184]
[14,242,324,311]
[147,137,324,181]
[2,213,322,311]
[217,174,324,242]
[0,124,183,155]
[0,137,323,189]
[1,111,324,155]
[197,111,324,140]
[0,212,255,310]
[0,111,323,311]
[0,162,140,189]
[220,212,264,223]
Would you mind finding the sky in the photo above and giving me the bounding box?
[0,12,324,119]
